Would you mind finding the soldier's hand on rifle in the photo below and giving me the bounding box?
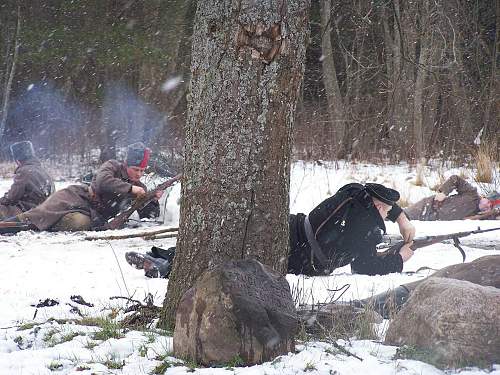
[399,242,414,262]
[396,212,415,242]
[131,186,146,197]
[434,192,446,202]
[154,190,164,200]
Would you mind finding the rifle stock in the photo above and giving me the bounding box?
[104,173,182,230]
[378,226,500,262]
[464,208,500,220]
[0,221,32,234]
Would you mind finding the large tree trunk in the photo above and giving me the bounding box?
[160,0,311,328]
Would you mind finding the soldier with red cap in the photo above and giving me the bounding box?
[10,142,162,231]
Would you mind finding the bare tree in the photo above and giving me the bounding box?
[160,0,311,327]
[0,5,21,142]
[320,0,346,156]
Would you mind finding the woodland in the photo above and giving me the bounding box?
[0,0,498,164]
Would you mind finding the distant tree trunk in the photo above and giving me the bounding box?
[0,5,21,143]
[138,0,195,114]
[320,0,345,156]
[483,0,500,140]
[160,0,311,328]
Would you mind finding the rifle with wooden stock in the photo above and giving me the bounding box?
[464,207,500,220]
[103,173,182,230]
[0,221,32,234]
[378,226,500,262]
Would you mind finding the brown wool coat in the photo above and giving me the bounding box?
[23,160,159,230]
[404,175,480,221]
[0,158,55,218]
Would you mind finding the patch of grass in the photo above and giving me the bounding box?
[104,359,124,369]
[475,142,496,183]
[183,357,199,372]
[394,345,440,367]
[224,354,244,369]
[304,361,316,371]
[90,318,124,341]
[414,160,426,187]
[152,360,172,374]
[45,331,83,347]
[47,361,63,371]
[84,340,99,350]
[144,331,156,344]
[17,322,40,331]
[138,344,148,357]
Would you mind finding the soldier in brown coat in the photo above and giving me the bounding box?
[0,141,55,219]
[404,175,486,221]
[14,142,162,231]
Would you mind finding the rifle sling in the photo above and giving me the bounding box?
[304,215,330,270]
[452,237,466,262]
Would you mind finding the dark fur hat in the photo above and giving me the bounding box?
[10,141,35,161]
[365,183,400,205]
[126,142,151,168]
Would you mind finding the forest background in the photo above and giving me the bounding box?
[0,0,498,166]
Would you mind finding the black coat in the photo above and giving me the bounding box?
[288,183,403,276]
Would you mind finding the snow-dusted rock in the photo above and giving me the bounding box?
[385,277,500,368]
[173,259,297,365]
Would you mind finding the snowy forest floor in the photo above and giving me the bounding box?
[0,160,499,375]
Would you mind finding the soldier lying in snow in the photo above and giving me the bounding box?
[5,142,163,231]
[126,182,416,278]
[0,141,55,219]
[404,175,499,220]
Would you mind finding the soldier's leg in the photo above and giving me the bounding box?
[51,212,91,231]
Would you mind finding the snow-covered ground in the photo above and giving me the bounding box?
[0,160,498,375]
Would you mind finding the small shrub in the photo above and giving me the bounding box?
[475,143,496,183]
[47,361,63,371]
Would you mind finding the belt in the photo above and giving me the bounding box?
[304,215,329,269]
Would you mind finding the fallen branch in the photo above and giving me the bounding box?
[85,227,178,241]
[143,233,178,240]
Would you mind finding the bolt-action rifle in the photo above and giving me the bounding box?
[0,221,32,234]
[464,207,500,220]
[378,226,500,262]
[103,173,182,230]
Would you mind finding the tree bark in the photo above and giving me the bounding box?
[482,0,500,140]
[319,0,345,155]
[160,0,311,328]
[0,5,21,142]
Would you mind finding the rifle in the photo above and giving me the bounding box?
[103,173,182,230]
[0,221,32,234]
[378,226,500,262]
[464,208,500,220]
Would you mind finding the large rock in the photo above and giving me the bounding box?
[173,259,297,365]
[403,254,500,292]
[385,277,500,368]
